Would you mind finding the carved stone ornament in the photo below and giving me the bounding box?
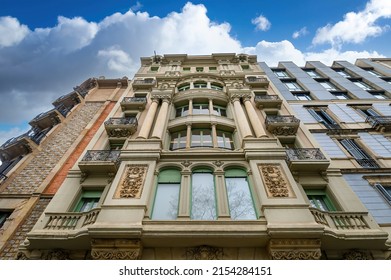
[258,164,295,198]
[114,164,148,198]
[268,239,322,260]
[181,160,192,167]
[107,128,133,138]
[270,126,297,136]
[185,245,224,260]
[213,160,224,167]
[91,239,142,260]
[44,249,70,260]
[342,250,372,260]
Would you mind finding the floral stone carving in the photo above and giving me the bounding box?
[258,164,295,198]
[114,165,148,198]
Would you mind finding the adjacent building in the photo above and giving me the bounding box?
[0,54,390,260]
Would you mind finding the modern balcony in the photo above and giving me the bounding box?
[104,117,138,138]
[245,76,269,87]
[254,95,282,109]
[73,77,97,98]
[78,150,121,173]
[29,109,61,130]
[52,91,81,117]
[286,148,330,171]
[132,78,156,89]
[265,115,300,136]
[120,97,147,111]
[366,116,391,132]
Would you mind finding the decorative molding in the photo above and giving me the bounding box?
[181,160,192,168]
[114,164,148,199]
[185,245,224,260]
[258,164,295,198]
[213,160,224,167]
[342,250,372,260]
[268,239,321,260]
[91,239,142,260]
[44,249,70,260]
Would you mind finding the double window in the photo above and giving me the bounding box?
[191,169,217,220]
[170,129,234,150]
[191,129,213,148]
[339,139,379,168]
[175,105,189,117]
[192,104,209,115]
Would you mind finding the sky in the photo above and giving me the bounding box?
[0,0,391,147]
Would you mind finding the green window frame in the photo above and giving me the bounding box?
[305,190,336,211]
[151,169,181,220]
[150,66,159,72]
[74,190,103,212]
[178,83,190,92]
[170,130,187,150]
[191,169,216,220]
[225,169,256,220]
[191,129,212,148]
[196,67,204,72]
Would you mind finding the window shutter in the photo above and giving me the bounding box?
[307,109,324,123]
[340,139,369,159]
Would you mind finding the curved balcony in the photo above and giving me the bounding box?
[120,97,147,111]
[104,117,138,138]
[265,115,300,136]
[78,150,120,173]
[254,95,282,109]
[44,208,100,231]
[286,148,329,171]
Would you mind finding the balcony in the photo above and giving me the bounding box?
[286,148,330,171]
[245,76,269,87]
[254,95,282,109]
[0,130,39,161]
[132,78,156,89]
[366,116,391,132]
[310,208,370,230]
[104,117,138,138]
[265,115,300,136]
[355,158,379,169]
[78,150,120,173]
[29,109,61,130]
[73,78,97,98]
[44,208,100,231]
[52,91,81,117]
[120,97,147,111]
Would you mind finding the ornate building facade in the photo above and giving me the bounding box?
[0,54,390,260]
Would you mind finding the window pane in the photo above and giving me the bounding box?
[170,131,187,150]
[213,106,227,116]
[226,177,256,220]
[152,183,180,220]
[79,198,99,212]
[201,130,212,147]
[217,131,234,150]
[0,212,11,228]
[191,173,216,220]
[191,129,212,147]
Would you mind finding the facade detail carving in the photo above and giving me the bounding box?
[342,250,372,260]
[114,165,148,198]
[91,239,142,260]
[185,245,224,260]
[258,164,295,198]
[268,239,321,260]
[181,160,192,167]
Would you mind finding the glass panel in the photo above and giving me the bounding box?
[0,212,11,228]
[217,131,234,149]
[176,106,189,117]
[178,84,190,91]
[308,195,329,211]
[201,129,212,147]
[295,94,312,100]
[211,84,223,91]
[320,81,338,91]
[335,70,351,78]
[170,131,187,150]
[353,81,372,90]
[226,177,256,220]
[274,70,289,78]
[191,130,201,147]
[194,82,207,88]
[191,173,216,220]
[305,70,321,78]
[213,106,227,116]
[78,198,99,212]
[192,104,209,115]
[372,93,386,99]
[284,81,303,91]
[152,183,180,220]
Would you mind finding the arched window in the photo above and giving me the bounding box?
[210,83,223,91]
[178,83,190,92]
[152,169,181,220]
[191,168,216,220]
[193,81,207,88]
[225,169,256,220]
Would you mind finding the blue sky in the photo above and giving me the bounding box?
[0,0,390,148]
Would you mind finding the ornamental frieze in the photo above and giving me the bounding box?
[185,245,224,260]
[258,164,295,198]
[91,239,142,260]
[268,239,321,260]
[270,250,321,260]
[114,164,148,199]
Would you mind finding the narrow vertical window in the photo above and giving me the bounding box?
[152,169,181,220]
[191,170,216,220]
[225,169,256,220]
[305,190,336,211]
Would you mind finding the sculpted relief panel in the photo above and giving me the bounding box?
[258,164,295,198]
[114,164,148,199]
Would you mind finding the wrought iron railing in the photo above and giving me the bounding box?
[286,148,327,161]
[104,117,138,126]
[121,97,147,104]
[265,115,300,125]
[356,158,379,169]
[81,150,121,164]
[366,116,391,127]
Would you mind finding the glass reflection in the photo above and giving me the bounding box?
[226,177,256,220]
[152,184,180,220]
[191,173,216,220]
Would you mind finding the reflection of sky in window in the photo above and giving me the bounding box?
[191,173,216,220]
[152,184,180,220]
[226,177,256,220]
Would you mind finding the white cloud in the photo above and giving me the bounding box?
[292,27,308,39]
[0,16,29,47]
[98,46,135,73]
[251,15,271,31]
[313,0,391,46]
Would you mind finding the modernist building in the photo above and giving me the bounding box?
[0,54,390,260]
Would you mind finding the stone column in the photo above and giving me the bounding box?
[177,170,192,219]
[214,170,230,219]
[209,99,214,115]
[211,122,218,148]
[151,98,170,139]
[137,98,159,139]
[188,99,193,115]
[231,97,253,138]
[186,123,192,149]
[243,96,267,138]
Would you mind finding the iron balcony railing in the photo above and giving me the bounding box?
[121,97,147,104]
[265,115,300,125]
[104,117,138,126]
[81,150,121,163]
[356,158,379,169]
[286,148,327,161]
[366,116,391,131]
